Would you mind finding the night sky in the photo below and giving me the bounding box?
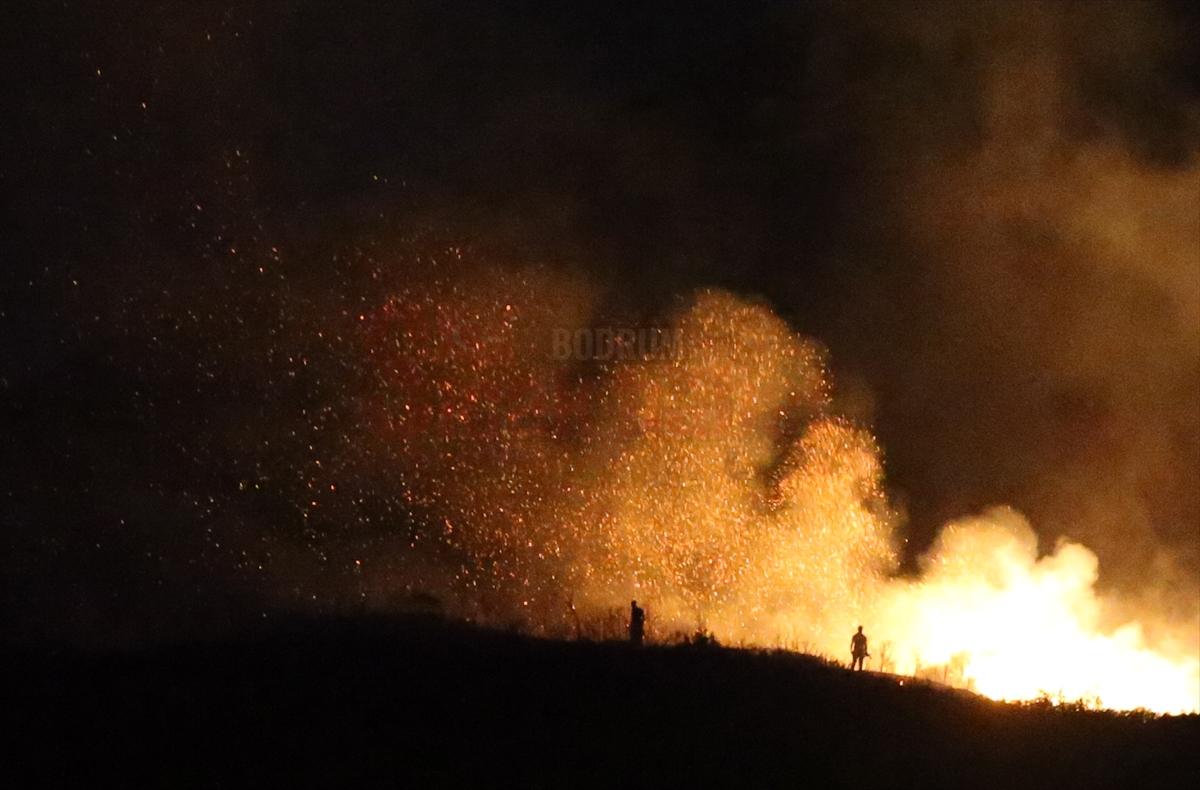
[4,1,1199,646]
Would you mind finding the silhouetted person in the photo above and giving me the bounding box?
[850,625,868,671]
[629,600,645,645]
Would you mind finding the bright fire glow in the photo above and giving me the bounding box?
[364,271,1200,715]
[872,509,1199,714]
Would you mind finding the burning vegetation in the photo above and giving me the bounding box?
[354,264,1198,714]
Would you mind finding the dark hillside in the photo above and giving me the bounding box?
[5,616,1195,788]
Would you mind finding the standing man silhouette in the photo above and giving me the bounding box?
[629,600,646,646]
[850,625,869,671]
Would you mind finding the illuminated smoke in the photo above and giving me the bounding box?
[817,0,1200,616]
[360,265,1199,713]
[872,508,1198,714]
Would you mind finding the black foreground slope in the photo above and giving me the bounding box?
[4,616,1196,789]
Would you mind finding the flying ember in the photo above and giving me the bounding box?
[362,266,1199,715]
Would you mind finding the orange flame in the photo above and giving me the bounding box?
[364,270,1199,714]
